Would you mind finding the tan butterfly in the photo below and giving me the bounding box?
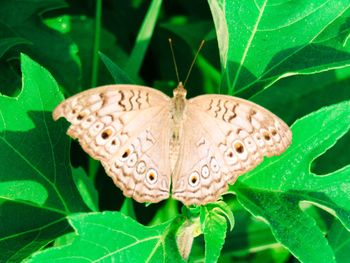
[53,80,292,206]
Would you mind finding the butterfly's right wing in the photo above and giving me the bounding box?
[172,95,292,206]
[53,85,172,203]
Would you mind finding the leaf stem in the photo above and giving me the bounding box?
[89,0,103,180]
[91,0,102,87]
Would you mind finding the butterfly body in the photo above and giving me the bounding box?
[53,83,292,206]
[170,82,187,171]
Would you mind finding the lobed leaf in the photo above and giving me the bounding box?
[232,100,350,262]
[27,211,183,262]
[0,54,89,262]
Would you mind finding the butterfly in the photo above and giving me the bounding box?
[53,81,292,206]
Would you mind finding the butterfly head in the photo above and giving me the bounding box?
[173,81,187,99]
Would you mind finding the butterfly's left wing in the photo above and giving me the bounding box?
[53,85,172,203]
[172,95,292,206]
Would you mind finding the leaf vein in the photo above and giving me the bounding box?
[231,0,268,93]
[0,137,70,213]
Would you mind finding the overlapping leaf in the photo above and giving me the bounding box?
[208,0,350,96]
[0,22,30,58]
[27,212,183,262]
[1,1,350,262]
[231,101,350,262]
[0,54,89,262]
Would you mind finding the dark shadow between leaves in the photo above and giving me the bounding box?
[0,110,91,260]
[251,69,350,125]
[235,43,350,98]
[312,131,350,175]
[263,44,350,79]
[222,60,257,97]
[0,200,72,262]
[0,55,22,96]
[0,111,89,212]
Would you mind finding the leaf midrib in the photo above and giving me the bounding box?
[231,0,268,93]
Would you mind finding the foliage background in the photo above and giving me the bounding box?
[0,0,350,262]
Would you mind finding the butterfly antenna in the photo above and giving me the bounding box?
[183,40,205,87]
[168,38,181,83]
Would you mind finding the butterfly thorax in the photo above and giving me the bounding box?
[172,82,187,120]
[170,82,187,171]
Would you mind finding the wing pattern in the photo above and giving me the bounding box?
[53,85,172,203]
[172,95,292,205]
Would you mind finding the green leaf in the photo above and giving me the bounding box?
[120,198,136,219]
[99,52,134,84]
[160,19,221,94]
[210,201,235,231]
[328,220,350,263]
[201,206,227,263]
[27,211,183,262]
[161,20,216,49]
[0,0,81,95]
[249,247,290,263]
[0,54,89,262]
[221,208,281,257]
[149,199,179,226]
[53,232,76,248]
[208,0,350,95]
[250,67,350,177]
[197,202,235,262]
[64,15,130,90]
[251,69,350,125]
[125,0,163,80]
[232,100,350,262]
[0,21,31,58]
[72,167,99,212]
[251,69,350,176]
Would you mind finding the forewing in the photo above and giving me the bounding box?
[172,95,292,206]
[53,85,172,203]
